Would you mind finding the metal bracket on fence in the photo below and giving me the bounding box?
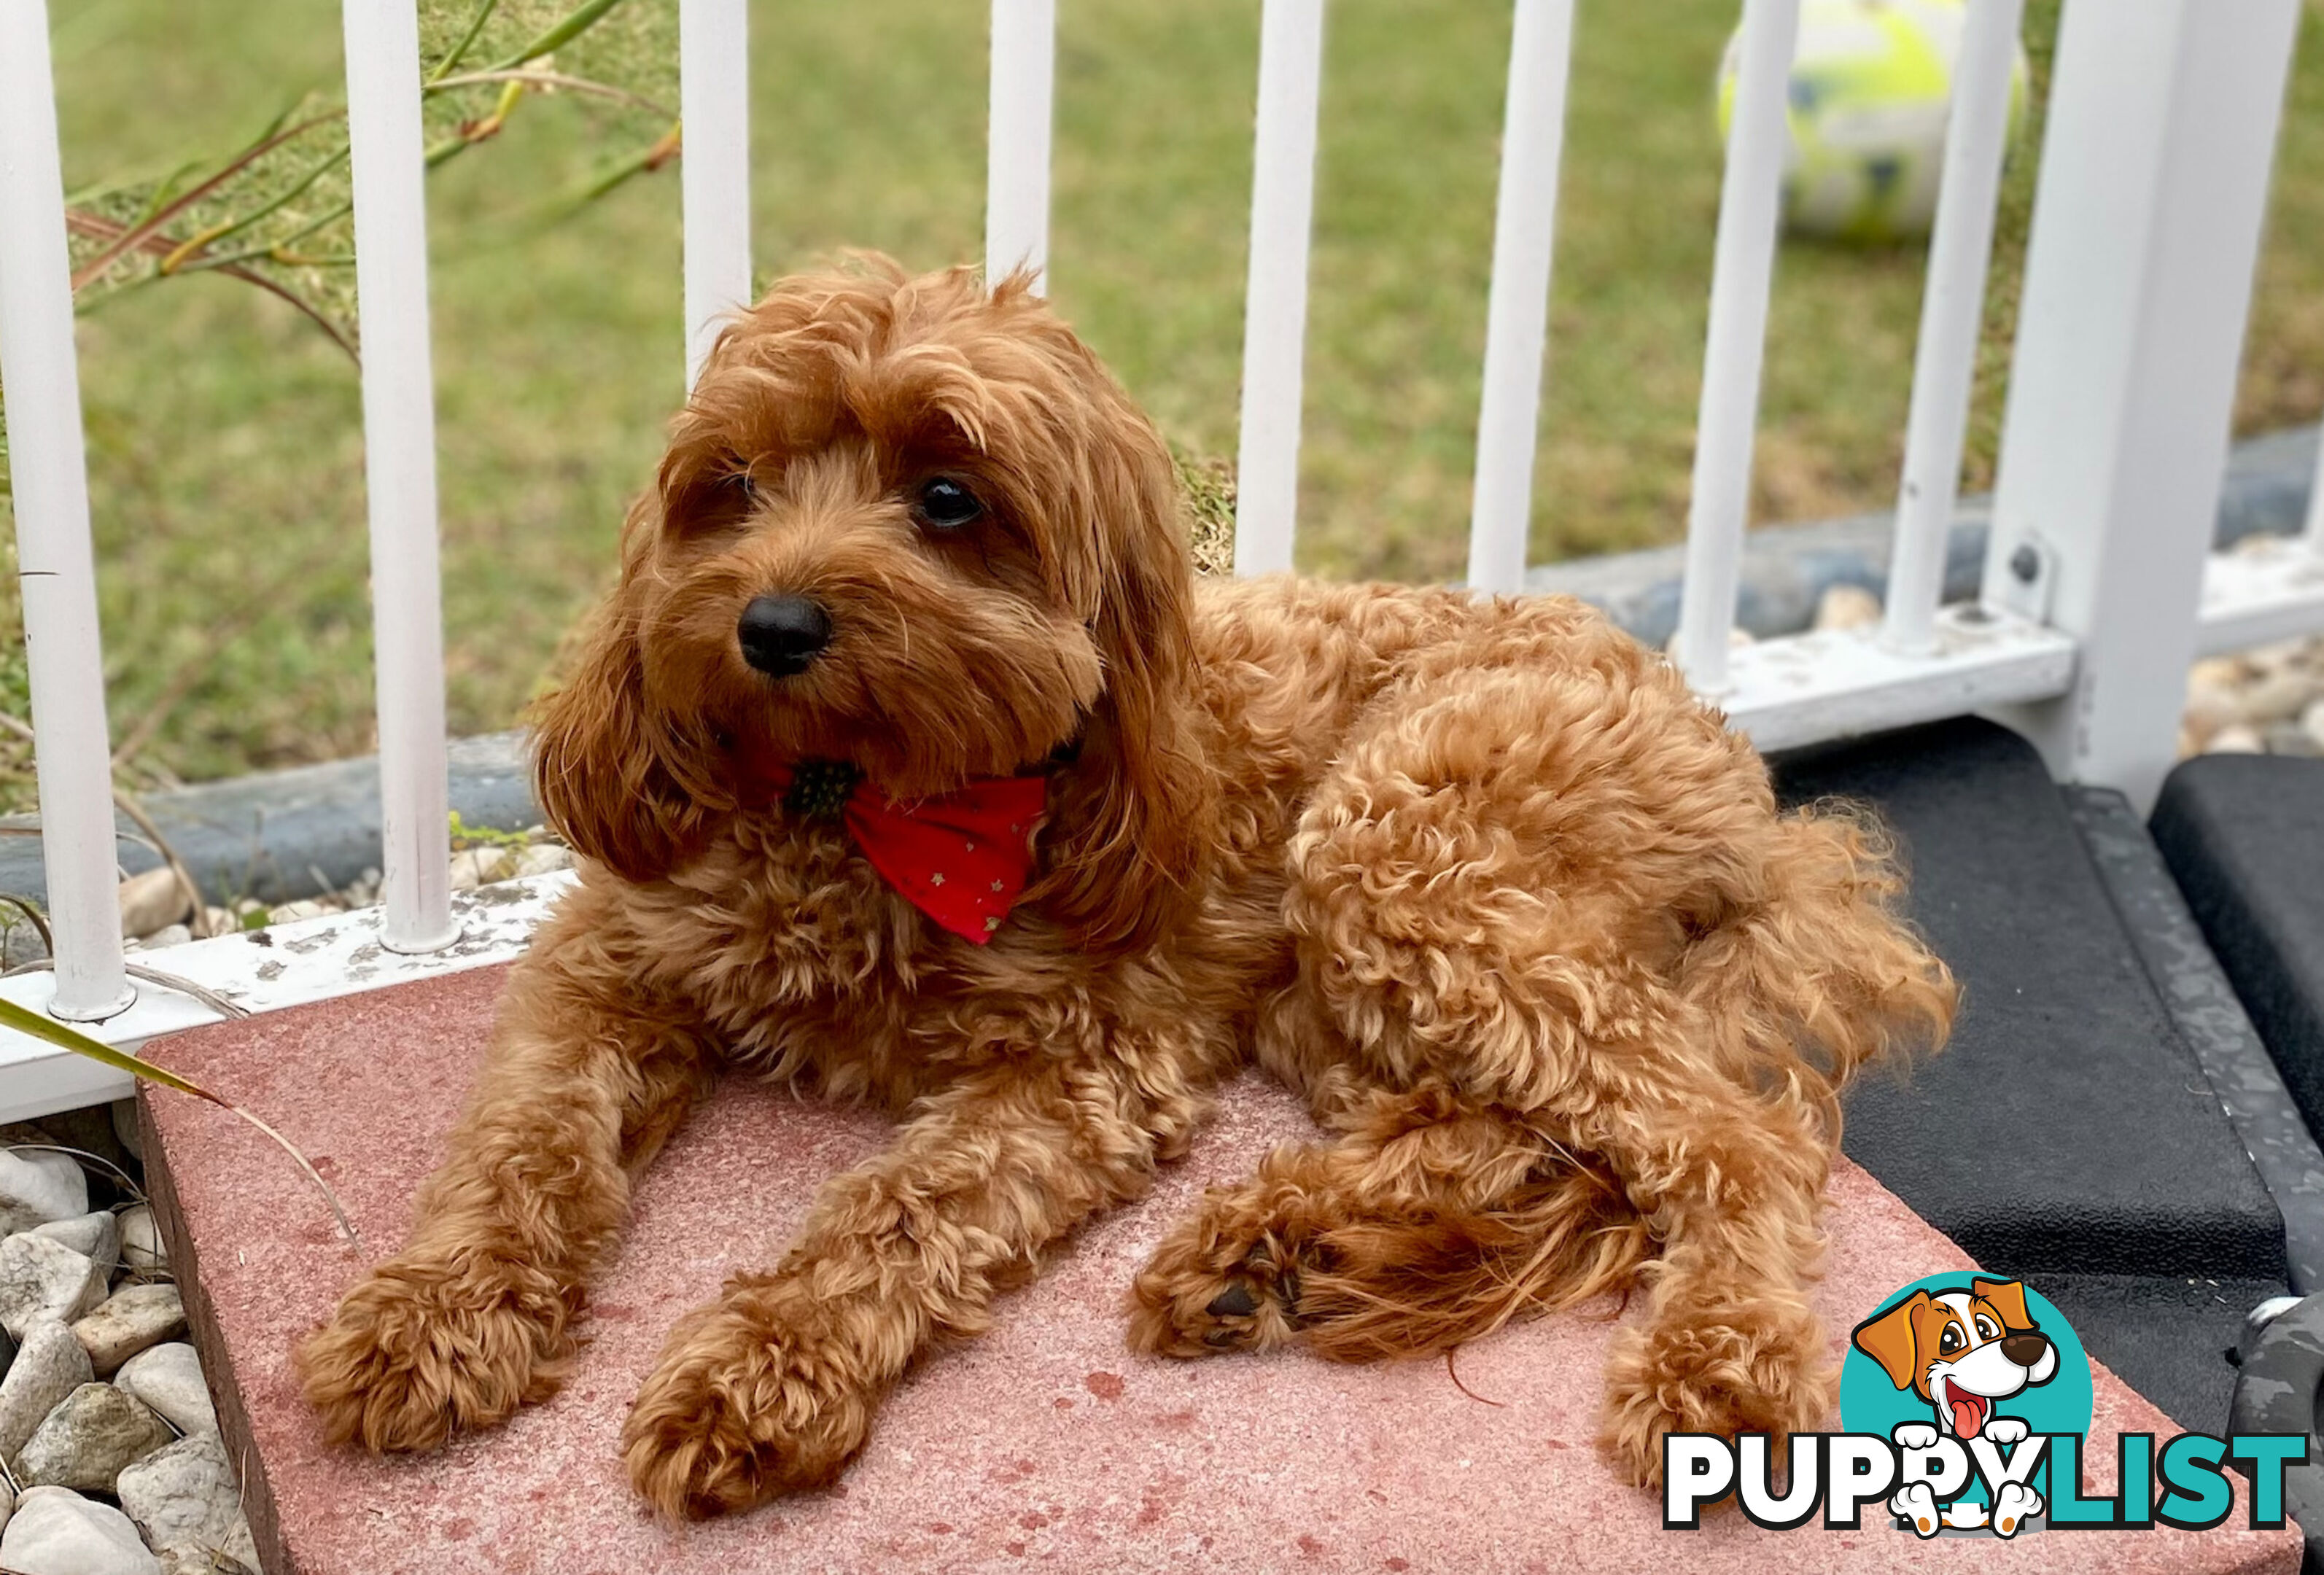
[1990,531,2059,626]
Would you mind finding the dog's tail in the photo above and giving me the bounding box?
[1291,1151,1655,1364]
[1688,800,1959,1099]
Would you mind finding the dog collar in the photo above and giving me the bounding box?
[759,758,1047,944]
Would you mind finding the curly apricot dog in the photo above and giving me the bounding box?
[298,261,1955,1519]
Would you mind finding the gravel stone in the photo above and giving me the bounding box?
[1811,583,1881,631]
[110,1103,144,1167]
[71,1285,187,1377]
[0,1318,94,1460]
[512,842,575,877]
[0,1151,90,1237]
[15,1383,176,1493]
[2180,634,2324,758]
[0,1235,109,1341]
[31,1215,120,1279]
[448,846,515,890]
[117,868,192,941]
[0,1485,163,1575]
[115,1205,166,1275]
[114,1345,214,1437]
[116,1434,258,1574]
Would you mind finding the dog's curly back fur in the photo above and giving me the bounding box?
[300,259,1956,1521]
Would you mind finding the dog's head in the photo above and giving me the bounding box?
[1851,1277,2059,1437]
[531,260,1216,949]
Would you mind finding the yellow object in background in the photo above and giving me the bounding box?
[1718,0,2030,244]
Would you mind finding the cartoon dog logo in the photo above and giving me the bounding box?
[1851,1277,2059,1536]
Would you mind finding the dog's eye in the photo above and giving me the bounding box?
[1975,1315,2000,1340]
[720,470,758,502]
[914,476,983,531]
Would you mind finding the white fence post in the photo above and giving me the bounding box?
[1881,0,2024,654]
[1464,0,1576,596]
[1674,0,1800,693]
[680,0,753,387]
[1983,0,2300,810]
[343,0,458,953]
[0,0,134,1021]
[1232,0,1325,579]
[986,0,1055,294]
[2306,419,2324,550]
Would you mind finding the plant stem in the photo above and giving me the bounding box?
[481,0,629,73]
[428,0,502,83]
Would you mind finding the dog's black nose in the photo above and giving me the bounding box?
[2000,1332,2050,1366]
[737,595,831,677]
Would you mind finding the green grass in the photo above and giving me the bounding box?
[2,0,2321,809]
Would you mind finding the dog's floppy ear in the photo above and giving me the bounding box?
[1971,1278,2037,1333]
[530,513,725,882]
[1031,384,1219,952]
[1851,1291,1929,1391]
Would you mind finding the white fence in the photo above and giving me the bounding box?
[1,0,2321,1118]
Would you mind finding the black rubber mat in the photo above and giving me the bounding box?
[2152,755,2324,1145]
[1769,718,2290,1428]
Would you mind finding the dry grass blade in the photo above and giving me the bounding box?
[5,1140,147,1202]
[0,995,363,1256]
[0,894,52,954]
[428,68,674,119]
[112,788,213,941]
[123,964,251,1020]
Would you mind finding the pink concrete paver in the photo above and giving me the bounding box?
[139,965,2298,1575]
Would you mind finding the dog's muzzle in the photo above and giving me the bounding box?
[739,594,833,677]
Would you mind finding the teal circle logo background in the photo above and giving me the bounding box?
[1840,1275,2094,1483]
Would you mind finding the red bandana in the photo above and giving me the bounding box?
[758,760,1047,944]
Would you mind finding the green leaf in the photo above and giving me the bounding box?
[0,994,221,1105]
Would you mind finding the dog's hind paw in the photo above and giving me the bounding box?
[1597,1300,1835,1489]
[296,1256,574,1452]
[1126,1210,1308,1358]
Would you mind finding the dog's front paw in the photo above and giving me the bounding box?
[297,1256,574,1452]
[622,1286,877,1519]
[1889,1482,1941,1538]
[1127,1199,1309,1358]
[1597,1299,1835,1488]
[1892,1421,1940,1450]
[1981,1415,2029,1446]
[1992,1482,2043,1537]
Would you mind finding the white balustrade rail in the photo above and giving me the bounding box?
[1464,0,1575,596]
[0,0,132,1024]
[344,0,459,956]
[1674,0,1800,696]
[986,0,1057,295]
[1230,0,1325,578]
[679,0,753,387]
[0,0,2319,1122]
[1881,0,2025,656]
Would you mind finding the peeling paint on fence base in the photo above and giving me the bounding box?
[1722,605,2079,752]
[0,871,574,1124]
